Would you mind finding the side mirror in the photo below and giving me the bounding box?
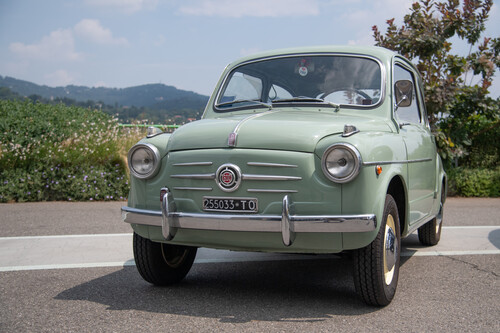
[394,80,413,109]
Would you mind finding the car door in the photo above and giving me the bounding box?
[393,62,437,225]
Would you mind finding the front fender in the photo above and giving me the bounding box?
[318,131,408,249]
[136,132,171,158]
[127,133,172,210]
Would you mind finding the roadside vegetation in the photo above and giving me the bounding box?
[0,100,144,202]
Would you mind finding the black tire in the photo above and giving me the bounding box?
[353,194,401,306]
[133,232,197,286]
[418,188,444,246]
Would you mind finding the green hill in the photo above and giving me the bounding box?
[0,75,209,110]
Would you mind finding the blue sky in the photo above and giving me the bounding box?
[1,0,499,96]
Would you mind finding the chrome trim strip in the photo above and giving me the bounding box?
[121,206,161,226]
[247,189,298,193]
[247,162,298,168]
[170,173,216,179]
[171,170,301,183]
[122,189,378,248]
[242,174,302,181]
[228,112,276,147]
[363,158,432,166]
[123,207,376,233]
[233,112,268,134]
[173,162,213,167]
[173,187,213,191]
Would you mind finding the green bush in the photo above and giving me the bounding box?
[447,167,500,197]
[0,100,141,202]
[0,164,129,202]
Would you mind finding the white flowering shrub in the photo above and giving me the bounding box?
[0,100,143,202]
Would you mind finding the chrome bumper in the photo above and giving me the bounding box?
[122,188,377,247]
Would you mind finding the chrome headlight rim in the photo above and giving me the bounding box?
[128,143,161,179]
[321,143,362,183]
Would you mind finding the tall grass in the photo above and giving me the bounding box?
[0,100,143,202]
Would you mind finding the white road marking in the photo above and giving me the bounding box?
[0,226,498,272]
[401,250,500,257]
[442,226,499,229]
[0,260,136,272]
[0,233,131,241]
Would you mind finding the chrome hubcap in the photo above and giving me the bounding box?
[383,214,398,285]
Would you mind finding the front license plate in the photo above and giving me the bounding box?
[203,196,258,213]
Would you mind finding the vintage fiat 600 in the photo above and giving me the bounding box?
[122,46,446,306]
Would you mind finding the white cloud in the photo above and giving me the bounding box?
[340,0,413,46]
[178,0,320,18]
[84,0,158,13]
[74,19,128,46]
[9,29,82,61]
[44,70,76,86]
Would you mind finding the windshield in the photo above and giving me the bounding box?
[215,55,383,111]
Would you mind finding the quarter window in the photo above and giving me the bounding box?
[394,64,421,124]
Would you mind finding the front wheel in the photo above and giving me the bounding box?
[133,232,197,286]
[353,194,401,306]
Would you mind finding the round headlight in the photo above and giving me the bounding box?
[128,143,161,179]
[321,143,362,183]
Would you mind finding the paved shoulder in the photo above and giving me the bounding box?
[0,201,129,237]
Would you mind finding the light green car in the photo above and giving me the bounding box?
[122,45,446,306]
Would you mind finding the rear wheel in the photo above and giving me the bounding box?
[418,188,445,246]
[133,232,197,285]
[353,194,401,306]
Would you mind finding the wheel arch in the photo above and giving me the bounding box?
[435,154,447,204]
[386,175,408,237]
[441,172,447,204]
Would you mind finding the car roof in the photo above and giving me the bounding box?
[228,45,397,67]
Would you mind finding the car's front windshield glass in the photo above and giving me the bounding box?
[215,55,382,111]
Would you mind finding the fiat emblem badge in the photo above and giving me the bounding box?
[216,164,241,192]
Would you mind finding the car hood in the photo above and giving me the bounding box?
[167,110,392,153]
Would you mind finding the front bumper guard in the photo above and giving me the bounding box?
[122,188,377,247]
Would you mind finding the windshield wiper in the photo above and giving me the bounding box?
[271,97,340,111]
[216,99,272,110]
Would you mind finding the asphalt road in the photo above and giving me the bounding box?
[0,198,499,332]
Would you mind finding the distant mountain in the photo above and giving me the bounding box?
[0,75,209,110]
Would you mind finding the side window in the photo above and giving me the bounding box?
[268,84,293,101]
[220,72,262,103]
[394,64,421,124]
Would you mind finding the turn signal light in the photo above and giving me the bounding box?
[376,165,383,176]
